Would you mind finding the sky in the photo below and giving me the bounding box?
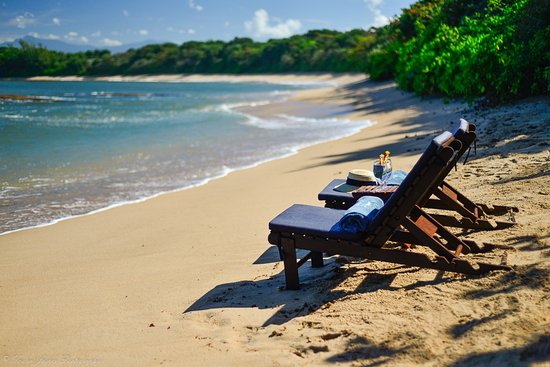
[0,0,416,47]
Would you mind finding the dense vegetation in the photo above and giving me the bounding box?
[367,0,549,103]
[0,29,372,76]
[0,0,548,103]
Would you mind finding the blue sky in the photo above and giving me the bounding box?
[1,0,416,47]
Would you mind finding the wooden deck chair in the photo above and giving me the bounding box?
[318,119,518,230]
[268,131,511,290]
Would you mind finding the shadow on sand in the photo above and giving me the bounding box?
[292,80,549,173]
[184,244,549,363]
[286,79,468,172]
[184,246,334,326]
[449,334,550,367]
[442,263,550,366]
[184,246,461,327]
[326,335,411,366]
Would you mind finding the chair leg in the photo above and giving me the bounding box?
[311,251,324,268]
[281,238,300,290]
[429,213,515,230]
[430,186,479,221]
[293,235,511,275]
[434,181,519,217]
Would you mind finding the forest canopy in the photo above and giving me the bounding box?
[0,29,373,77]
[366,0,549,103]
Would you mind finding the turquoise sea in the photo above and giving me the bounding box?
[0,80,373,234]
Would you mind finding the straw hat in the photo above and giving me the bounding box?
[334,169,378,192]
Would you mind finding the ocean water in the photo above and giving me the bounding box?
[0,80,373,235]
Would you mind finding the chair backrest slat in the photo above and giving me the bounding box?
[417,119,475,206]
[365,131,457,247]
[317,120,476,207]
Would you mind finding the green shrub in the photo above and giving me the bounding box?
[367,42,399,80]
[371,0,549,103]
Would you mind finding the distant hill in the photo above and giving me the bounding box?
[0,36,158,54]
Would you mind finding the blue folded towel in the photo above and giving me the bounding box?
[338,196,384,233]
[381,169,408,186]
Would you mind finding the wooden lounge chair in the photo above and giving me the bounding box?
[318,119,518,230]
[268,131,511,290]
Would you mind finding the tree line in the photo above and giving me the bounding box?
[0,29,372,77]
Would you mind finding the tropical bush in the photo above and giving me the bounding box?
[368,0,550,103]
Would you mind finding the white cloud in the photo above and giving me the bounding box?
[138,29,149,36]
[244,9,301,39]
[64,31,90,43]
[366,0,383,7]
[61,31,88,44]
[123,9,129,17]
[91,31,101,37]
[52,17,60,25]
[25,32,61,41]
[371,11,389,27]
[102,38,122,47]
[167,27,196,35]
[364,0,390,28]
[9,12,35,29]
[189,0,203,11]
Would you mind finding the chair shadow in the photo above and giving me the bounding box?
[184,254,461,327]
[252,245,281,265]
[183,256,344,326]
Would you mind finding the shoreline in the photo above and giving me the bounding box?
[0,73,371,236]
[20,72,365,86]
[0,113,374,238]
[1,74,548,366]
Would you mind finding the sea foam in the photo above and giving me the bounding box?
[0,80,374,235]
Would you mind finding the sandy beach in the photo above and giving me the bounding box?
[27,73,364,85]
[1,74,549,366]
